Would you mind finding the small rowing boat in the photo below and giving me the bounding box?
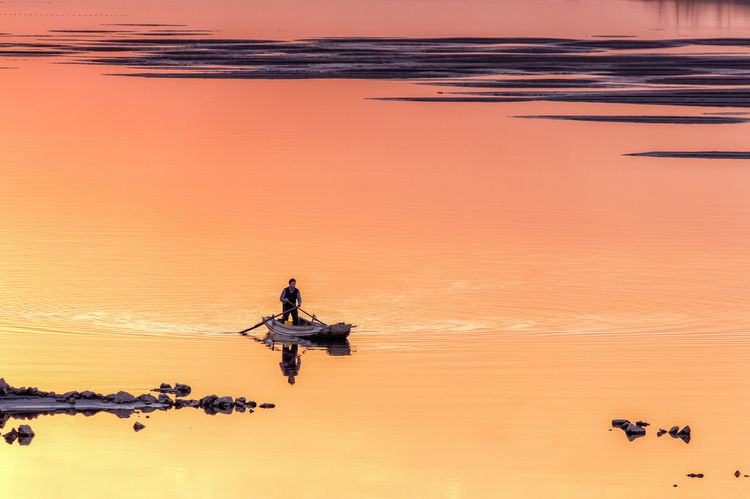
[262,316,352,340]
[238,304,354,339]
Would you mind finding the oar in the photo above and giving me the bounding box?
[238,305,299,335]
[298,307,328,326]
[282,300,328,326]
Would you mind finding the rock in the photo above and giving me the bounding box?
[635,421,650,427]
[133,422,145,432]
[668,426,679,437]
[234,397,246,409]
[160,383,172,390]
[657,429,667,437]
[611,419,645,441]
[157,394,174,406]
[686,473,704,478]
[174,383,191,397]
[673,484,677,487]
[102,393,116,402]
[676,426,691,444]
[736,470,741,478]
[611,419,630,429]
[113,391,136,404]
[17,425,34,445]
[199,395,218,408]
[0,378,9,396]
[137,394,158,404]
[3,429,18,444]
[259,403,276,409]
[214,396,233,409]
[247,400,257,408]
[214,396,234,414]
[79,390,97,399]
[62,391,80,402]
[18,425,34,438]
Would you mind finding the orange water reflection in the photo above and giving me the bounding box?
[2,6,750,497]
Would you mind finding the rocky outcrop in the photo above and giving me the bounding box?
[0,378,275,445]
[613,419,690,443]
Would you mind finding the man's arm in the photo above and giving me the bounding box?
[280,289,286,303]
[297,290,302,306]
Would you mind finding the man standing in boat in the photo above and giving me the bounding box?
[280,278,302,325]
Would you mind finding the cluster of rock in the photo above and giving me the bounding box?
[611,419,690,443]
[678,470,750,482]
[152,383,191,397]
[0,378,275,445]
[3,424,34,446]
[656,425,691,443]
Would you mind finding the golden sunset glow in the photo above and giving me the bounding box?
[2,1,750,497]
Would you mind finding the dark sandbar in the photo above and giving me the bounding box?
[626,151,750,159]
[514,115,750,124]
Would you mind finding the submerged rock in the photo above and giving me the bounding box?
[686,473,704,478]
[736,470,741,478]
[657,429,667,437]
[259,403,276,409]
[133,422,145,432]
[635,421,649,427]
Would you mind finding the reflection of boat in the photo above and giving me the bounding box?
[262,316,352,340]
[259,333,352,384]
[262,333,352,356]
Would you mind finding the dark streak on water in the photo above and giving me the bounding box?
[626,151,750,158]
[514,115,750,124]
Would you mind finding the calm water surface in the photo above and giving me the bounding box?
[2,0,750,497]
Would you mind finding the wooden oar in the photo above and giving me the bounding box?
[284,300,328,326]
[238,305,299,335]
[296,306,328,326]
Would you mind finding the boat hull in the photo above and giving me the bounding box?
[262,317,351,340]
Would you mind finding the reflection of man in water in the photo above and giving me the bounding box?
[280,278,302,325]
[280,344,301,384]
